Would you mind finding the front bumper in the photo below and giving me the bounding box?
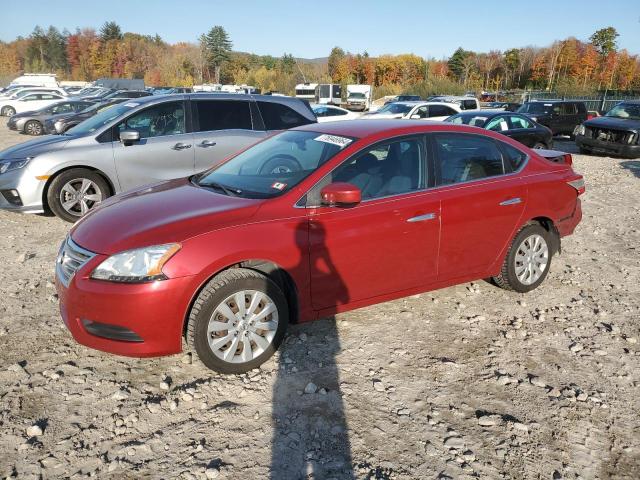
[576,136,640,158]
[55,248,196,357]
[0,167,45,213]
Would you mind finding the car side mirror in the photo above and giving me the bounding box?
[320,182,361,207]
[120,129,140,146]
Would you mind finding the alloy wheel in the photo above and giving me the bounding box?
[59,178,103,217]
[26,121,42,135]
[514,234,549,285]
[207,290,279,364]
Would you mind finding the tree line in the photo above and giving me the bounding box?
[0,23,637,97]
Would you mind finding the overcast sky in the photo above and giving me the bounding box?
[2,0,639,58]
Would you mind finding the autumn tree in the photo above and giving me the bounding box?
[327,47,345,82]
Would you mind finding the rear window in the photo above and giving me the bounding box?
[257,101,311,130]
[194,100,252,132]
[517,103,552,115]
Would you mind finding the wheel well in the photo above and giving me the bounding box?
[42,166,115,211]
[181,260,300,338]
[530,216,561,254]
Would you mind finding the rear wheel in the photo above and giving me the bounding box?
[46,168,110,222]
[24,120,43,136]
[533,142,546,149]
[493,224,552,293]
[2,106,16,116]
[187,268,289,373]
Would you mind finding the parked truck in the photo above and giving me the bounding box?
[346,84,372,111]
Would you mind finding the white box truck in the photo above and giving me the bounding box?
[317,84,342,105]
[346,84,372,111]
[9,73,58,88]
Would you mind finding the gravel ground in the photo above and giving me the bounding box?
[0,126,639,480]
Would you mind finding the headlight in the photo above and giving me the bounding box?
[0,157,32,174]
[574,125,585,136]
[91,243,181,283]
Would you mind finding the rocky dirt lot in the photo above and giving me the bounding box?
[0,126,639,480]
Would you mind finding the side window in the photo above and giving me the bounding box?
[118,101,185,139]
[22,94,40,101]
[429,105,456,117]
[413,106,428,118]
[485,116,510,131]
[435,133,505,185]
[194,100,252,131]
[501,143,528,171]
[329,107,348,116]
[257,101,311,130]
[462,100,477,110]
[41,94,58,100]
[323,137,425,201]
[51,103,74,114]
[509,115,533,129]
[314,106,328,117]
[561,103,576,115]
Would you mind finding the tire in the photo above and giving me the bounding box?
[258,154,302,175]
[187,268,289,373]
[24,120,43,136]
[46,168,110,222]
[2,106,16,117]
[579,146,592,155]
[533,142,546,149]
[493,223,553,293]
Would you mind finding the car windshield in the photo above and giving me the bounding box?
[517,103,552,114]
[446,114,488,127]
[196,130,352,199]
[376,103,412,114]
[605,103,640,120]
[65,102,140,136]
[349,92,366,99]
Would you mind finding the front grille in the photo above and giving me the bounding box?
[56,237,96,287]
[590,127,637,144]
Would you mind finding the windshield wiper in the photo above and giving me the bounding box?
[201,181,242,197]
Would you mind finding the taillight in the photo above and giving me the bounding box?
[560,153,573,166]
[587,113,595,120]
[567,177,585,195]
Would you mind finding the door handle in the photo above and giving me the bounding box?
[198,140,217,148]
[172,142,192,150]
[407,213,437,223]
[499,197,522,206]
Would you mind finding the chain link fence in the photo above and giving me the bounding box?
[523,91,640,114]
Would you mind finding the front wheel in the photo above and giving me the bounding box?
[533,142,546,149]
[46,169,110,222]
[187,268,289,373]
[25,120,43,136]
[493,224,553,293]
[2,106,16,116]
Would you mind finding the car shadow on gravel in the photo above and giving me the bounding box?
[269,222,355,479]
[620,161,640,179]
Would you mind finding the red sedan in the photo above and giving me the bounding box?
[55,120,584,373]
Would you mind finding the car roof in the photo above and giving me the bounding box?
[293,118,466,138]
[453,110,518,119]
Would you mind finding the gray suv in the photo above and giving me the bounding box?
[0,94,316,221]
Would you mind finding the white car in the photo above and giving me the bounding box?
[0,86,67,101]
[1,92,68,116]
[362,101,462,121]
[312,104,361,122]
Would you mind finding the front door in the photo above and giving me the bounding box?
[112,100,195,192]
[306,136,441,311]
[192,99,267,173]
[433,132,526,281]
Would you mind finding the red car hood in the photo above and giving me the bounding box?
[71,178,263,255]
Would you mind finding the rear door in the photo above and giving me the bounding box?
[433,132,527,281]
[111,100,195,191]
[191,98,266,172]
[504,114,538,147]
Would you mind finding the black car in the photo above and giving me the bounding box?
[7,99,96,135]
[575,101,640,158]
[103,90,152,100]
[43,99,126,134]
[446,111,553,149]
[517,101,587,136]
[385,94,420,105]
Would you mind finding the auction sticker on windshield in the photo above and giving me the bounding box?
[271,182,287,191]
[314,134,353,149]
